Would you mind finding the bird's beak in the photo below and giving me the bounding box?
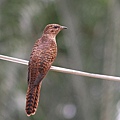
[61,26,67,29]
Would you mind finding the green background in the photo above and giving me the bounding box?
[0,0,120,120]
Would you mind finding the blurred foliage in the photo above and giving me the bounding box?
[0,0,120,120]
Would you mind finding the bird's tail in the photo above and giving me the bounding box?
[25,83,42,116]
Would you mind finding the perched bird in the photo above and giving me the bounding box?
[25,24,67,116]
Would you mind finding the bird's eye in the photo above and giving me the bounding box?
[54,26,59,29]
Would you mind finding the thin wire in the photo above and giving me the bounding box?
[0,54,120,82]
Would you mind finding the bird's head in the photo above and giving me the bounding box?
[43,24,67,38]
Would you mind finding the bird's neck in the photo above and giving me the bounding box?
[42,33,56,40]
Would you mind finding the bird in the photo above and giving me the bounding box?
[25,24,67,116]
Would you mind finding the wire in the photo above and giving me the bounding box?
[0,54,120,82]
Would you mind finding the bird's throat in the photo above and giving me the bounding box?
[42,33,56,40]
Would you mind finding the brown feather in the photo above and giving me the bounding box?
[25,24,67,116]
